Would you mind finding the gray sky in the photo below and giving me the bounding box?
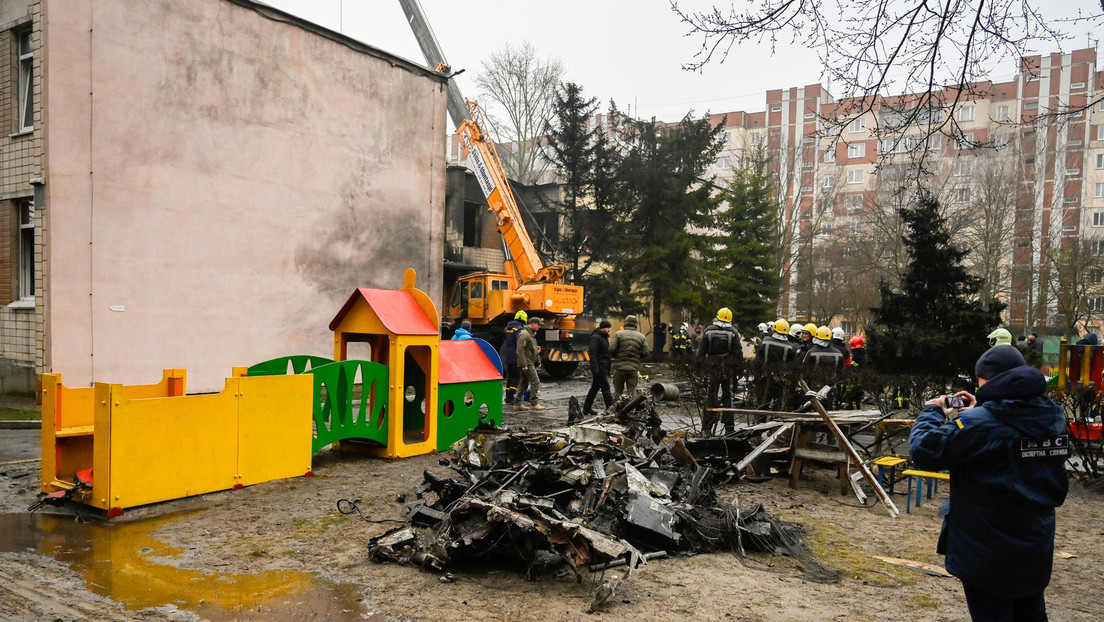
[262,0,1102,123]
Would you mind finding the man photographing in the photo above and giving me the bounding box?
[909,345,1068,621]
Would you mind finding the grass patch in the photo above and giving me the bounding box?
[321,513,349,527]
[802,516,917,587]
[911,593,941,608]
[0,407,39,421]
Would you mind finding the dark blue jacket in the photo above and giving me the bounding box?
[909,365,1068,596]
[588,328,611,377]
[503,319,524,364]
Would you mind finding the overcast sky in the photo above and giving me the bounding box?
[262,0,1101,123]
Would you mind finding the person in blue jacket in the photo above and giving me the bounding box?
[909,345,1068,621]
[451,320,473,340]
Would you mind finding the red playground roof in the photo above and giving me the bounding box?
[329,288,438,335]
[439,340,502,384]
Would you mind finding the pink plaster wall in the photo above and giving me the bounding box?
[43,0,446,391]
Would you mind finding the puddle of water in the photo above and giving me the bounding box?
[0,512,377,621]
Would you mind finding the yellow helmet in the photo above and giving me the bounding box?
[717,307,733,322]
[988,327,1011,347]
[816,326,832,341]
[514,310,528,322]
[803,322,817,334]
[773,318,790,334]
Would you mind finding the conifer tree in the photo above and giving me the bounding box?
[702,149,781,333]
[866,191,1004,377]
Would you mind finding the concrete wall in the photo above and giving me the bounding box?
[42,0,447,391]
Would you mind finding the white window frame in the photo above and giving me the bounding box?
[750,132,761,146]
[953,187,970,202]
[17,200,34,302]
[1093,240,1104,256]
[1097,126,1104,141]
[847,143,866,158]
[1095,183,1104,198]
[771,105,782,113]
[953,160,972,177]
[955,106,975,122]
[1097,153,1104,169]
[17,30,33,133]
[1024,101,1038,110]
[1068,168,1081,177]
[1089,297,1104,313]
[822,174,835,189]
[823,146,836,162]
[955,133,974,150]
[1093,211,1104,226]
[846,169,864,184]
[845,194,863,211]
[848,117,867,133]
[994,105,1010,121]
[1072,82,1086,90]
[804,112,815,119]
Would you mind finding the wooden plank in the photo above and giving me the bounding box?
[734,421,794,472]
[872,555,953,577]
[799,380,900,518]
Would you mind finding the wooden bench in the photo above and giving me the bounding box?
[900,469,949,514]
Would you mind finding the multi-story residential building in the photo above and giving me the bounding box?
[705,47,1103,335]
[0,0,448,393]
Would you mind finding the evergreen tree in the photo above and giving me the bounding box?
[542,83,611,287]
[866,191,1004,377]
[607,109,725,325]
[702,149,781,333]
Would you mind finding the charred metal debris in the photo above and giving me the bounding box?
[367,393,841,610]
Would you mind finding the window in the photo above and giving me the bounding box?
[847,143,866,158]
[846,194,863,211]
[802,161,814,169]
[1024,101,1038,110]
[17,30,33,132]
[1098,126,1104,141]
[491,279,509,290]
[719,132,730,146]
[802,136,814,144]
[953,159,972,177]
[1089,297,1104,313]
[1072,82,1086,90]
[750,133,761,146]
[823,174,835,189]
[994,105,1010,121]
[847,169,864,184]
[804,112,815,119]
[849,117,867,133]
[771,105,782,112]
[955,133,974,150]
[1026,74,1040,82]
[1067,168,1080,177]
[1095,183,1104,198]
[994,133,1011,148]
[1064,196,1078,204]
[823,146,836,162]
[1092,240,1104,256]
[1097,153,1104,169]
[925,135,941,150]
[17,200,34,301]
[955,106,975,122]
[1093,211,1104,226]
[717,156,731,169]
[952,187,970,202]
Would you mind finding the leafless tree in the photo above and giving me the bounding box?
[1046,237,1104,333]
[672,1,1104,167]
[474,41,565,185]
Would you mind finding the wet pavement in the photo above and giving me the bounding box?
[0,428,39,463]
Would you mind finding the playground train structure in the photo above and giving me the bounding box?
[40,270,503,517]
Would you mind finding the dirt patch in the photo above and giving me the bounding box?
[3,369,1103,621]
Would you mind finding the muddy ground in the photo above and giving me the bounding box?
[2,365,1102,621]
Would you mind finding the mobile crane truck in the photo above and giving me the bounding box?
[399,0,589,378]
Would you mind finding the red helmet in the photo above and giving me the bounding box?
[849,335,865,348]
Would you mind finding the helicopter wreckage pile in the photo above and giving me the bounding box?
[366,393,841,611]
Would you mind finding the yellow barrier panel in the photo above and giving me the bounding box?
[41,369,186,494]
[42,370,312,514]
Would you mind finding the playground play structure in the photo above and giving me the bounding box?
[40,270,503,517]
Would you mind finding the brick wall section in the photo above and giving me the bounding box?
[0,0,44,377]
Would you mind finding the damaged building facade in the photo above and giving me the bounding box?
[0,0,447,393]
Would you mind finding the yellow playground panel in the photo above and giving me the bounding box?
[41,370,312,515]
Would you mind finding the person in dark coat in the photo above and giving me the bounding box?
[653,322,668,363]
[696,308,742,435]
[1075,331,1098,346]
[581,320,613,417]
[502,311,526,404]
[909,346,1068,621]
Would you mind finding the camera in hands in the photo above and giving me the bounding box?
[944,395,967,409]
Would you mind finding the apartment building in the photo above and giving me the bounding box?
[709,47,1103,334]
[0,0,448,393]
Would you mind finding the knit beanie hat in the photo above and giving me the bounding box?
[599,320,612,329]
[624,315,638,328]
[975,345,1025,380]
[460,321,472,330]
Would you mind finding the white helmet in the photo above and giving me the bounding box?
[758,322,768,332]
[831,327,845,340]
